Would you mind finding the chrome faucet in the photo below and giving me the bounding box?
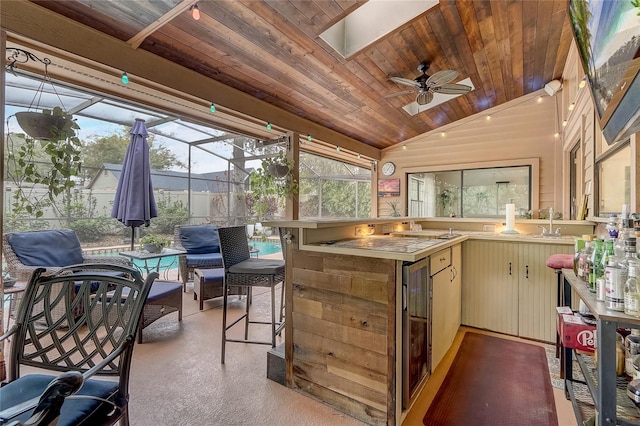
[539,207,561,236]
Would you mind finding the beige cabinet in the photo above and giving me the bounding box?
[462,240,571,342]
[431,244,462,371]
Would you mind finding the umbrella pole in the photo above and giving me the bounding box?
[131,228,135,251]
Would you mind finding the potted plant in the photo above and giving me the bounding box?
[388,200,402,217]
[15,107,72,140]
[250,151,299,218]
[139,234,171,253]
[5,106,82,220]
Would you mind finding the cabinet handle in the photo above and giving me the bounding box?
[440,257,446,263]
[525,265,529,279]
[508,262,512,275]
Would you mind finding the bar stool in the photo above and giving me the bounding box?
[546,253,574,357]
[217,226,285,364]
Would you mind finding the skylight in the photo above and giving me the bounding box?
[320,1,438,58]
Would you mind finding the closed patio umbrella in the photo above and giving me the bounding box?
[111,118,157,250]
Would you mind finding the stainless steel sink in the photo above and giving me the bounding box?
[436,234,461,240]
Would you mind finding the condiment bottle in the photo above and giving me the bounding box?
[589,239,604,293]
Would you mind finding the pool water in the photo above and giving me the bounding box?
[113,240,282,270]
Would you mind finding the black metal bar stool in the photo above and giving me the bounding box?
[218,226,285,364]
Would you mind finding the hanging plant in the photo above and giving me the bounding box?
[4,48,83,220]
[249,150,298,219]
[6,107,82,219]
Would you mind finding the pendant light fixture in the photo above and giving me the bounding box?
[191,3,200,20]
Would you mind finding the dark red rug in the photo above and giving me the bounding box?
[423,332,558,426]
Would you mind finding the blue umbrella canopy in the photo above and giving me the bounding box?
[111,118,158,250]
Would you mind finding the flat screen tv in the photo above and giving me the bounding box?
[569,0,640,144]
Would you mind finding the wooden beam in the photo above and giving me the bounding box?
[127,0,198,49]
[1,0,381,160]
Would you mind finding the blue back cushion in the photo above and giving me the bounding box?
[9,230,84,267]
[179,225,220,254]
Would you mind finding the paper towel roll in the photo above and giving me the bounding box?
[504,203,516,233]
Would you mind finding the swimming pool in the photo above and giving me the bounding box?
[113,239,282,270]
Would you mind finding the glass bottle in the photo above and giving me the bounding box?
[574,238,585,277]
[599,239,616,301]
[606,213,619,239]
[589,239,604,293]
[616,218,635,258]
[580,239,594,283]
[605,255,624,311]
[624,260,640,318]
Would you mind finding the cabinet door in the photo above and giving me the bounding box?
[450,243,462,336]
[462,240,518,335]
[517,243,572,342]
[431,268,450,371]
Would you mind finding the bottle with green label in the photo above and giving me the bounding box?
[588,238,604,293]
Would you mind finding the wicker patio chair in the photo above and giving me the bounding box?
[2,229,131,282]
[0,264,157,426]
[218,226,285,364]
[2,229,131,325]
[173,225,223,291]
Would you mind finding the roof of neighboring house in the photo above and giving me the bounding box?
[88,163,253,192]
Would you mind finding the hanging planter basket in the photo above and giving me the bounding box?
[15,111,71,140]
[267,163,289,178]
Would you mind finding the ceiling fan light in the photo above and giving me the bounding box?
[416,91,431,105]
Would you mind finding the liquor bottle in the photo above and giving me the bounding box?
[605,255,624,311]
[574,238,585,277]
[588,239,604,293]
[580,239,594,283]
[599,239,616,301]
[606,213,619,239]
[624,260,640,318]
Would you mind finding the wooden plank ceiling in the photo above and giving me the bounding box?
[28,0,572,151]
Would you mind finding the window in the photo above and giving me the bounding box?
[298,152,371,219]
[596,140,630,217]
[407,165,531,218]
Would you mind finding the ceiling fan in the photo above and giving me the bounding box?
[386,62,471,105]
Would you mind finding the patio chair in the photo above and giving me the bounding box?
[0,264,157,426]
[2,229,132,324]
[218,226,285,364]
[2,229,131,282]
[173,225,223,291]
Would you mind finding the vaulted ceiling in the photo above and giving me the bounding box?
[5,0,572,152]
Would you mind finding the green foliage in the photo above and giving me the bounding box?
[70,219,109,242]
[139,233,171,250]
[249,151,298,219]
[151,193,188,233]
[81,128,185,179]
[5,107,82,219]
[4,214,50,233]
[61,190,110,242]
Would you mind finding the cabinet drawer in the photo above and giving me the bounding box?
[430,248,451,275]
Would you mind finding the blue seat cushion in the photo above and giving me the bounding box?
[9,230,84,267]
[185,253,222,268]
[0,374,120,426]
[74,271,126,294]
[146,281,182,303]
[96,281,182,304]
[179,225,220,254]
[197,268,224,283]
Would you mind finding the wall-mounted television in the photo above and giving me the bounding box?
[569,0,640,145]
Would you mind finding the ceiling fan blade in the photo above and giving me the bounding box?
[384,89,416,99]
[416,91,433,105]
[432,83,472,95]
[390,76,421,87]
[426,69,458,87]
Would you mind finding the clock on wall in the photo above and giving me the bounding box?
[381,161,396,176]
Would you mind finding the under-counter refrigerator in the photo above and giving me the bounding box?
[402,257,431,409]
